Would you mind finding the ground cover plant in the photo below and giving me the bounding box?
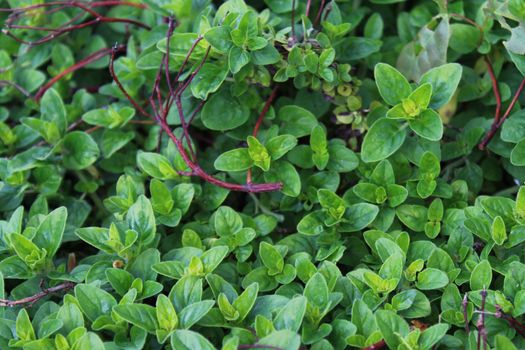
[1,0,525,348]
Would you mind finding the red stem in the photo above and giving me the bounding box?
[238,345,282,350]
[35,45,125,101]
[0,80,30,97]
[484,57,501,123]
[164,17,177,100]
[247,86,279,184]
[450,13,484,47]
[361,340,386,350]
[314,0,326,26]
[0,282,74,307]
[252,87,279,137]
[1,1,146,12]
[290,0,296,43]
[479,78,525,150]
[305,0,312,17]
[463,293,470,335]
[2,1,150,46]
[109,45,282,193]
[477,289,487,350]
[109,46,153,119]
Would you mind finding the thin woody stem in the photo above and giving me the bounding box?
[463,293,470,335]
[484,57,501,123]
[0,80,30,97]
[35,45,125,101]
[305,0,312,17]
[494,305,525,338]
[2,1,150,46]
[164,17,176,100]
[165,37,206,123]
[314,0,326,26]
[175,95,197,161]
[450,13,484,46]
[361,340,386,350]
[247,86,279,184]
[479,77,525,150]
[477,288,488,350]
[109,46,154,120]
[0,1,146,12]
[109,45,282,193]
[238,345,282,350]
[290,0,296,43]
[0,282,74,307]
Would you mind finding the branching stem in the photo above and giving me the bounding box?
[0,282,74,307]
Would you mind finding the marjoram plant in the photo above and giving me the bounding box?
[1,0,525,349]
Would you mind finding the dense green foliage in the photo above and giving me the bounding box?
[1,0,525,349]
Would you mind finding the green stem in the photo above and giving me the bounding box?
[493,186,520,197]
[249,193,285,223]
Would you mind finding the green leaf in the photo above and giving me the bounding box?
[516,186,525,221]
[338,37,382,61]
[374,63,412,105]
[361,118,407,163]
[304,273,329,309]
[137,151,178,180]
[171,330,216,350]
[297,211,326,236]
[214,148,253,172]
[310,125,329,170]
[126,195,156,245]
[511,139,525,166]
[179,300,214,328]
[32,206,67,258]
[75,284,117,322]
[190,62,229,100]
[375,310,409,349]
[229,46,250,74]
[396,204,428,232]
[71,332,104,350]
[419,324,450,349]
[156,294,178,331]
[393,289,431,318]
[492,216,507,245]
[232,283,259,322]
[495,335,518,350]
[201,89,249,131]
[101,129,134,158]
[113,304,159,333]
[16,309,35,341]
[214,206,243,237]
[416,268,449,290]
[340,203,379,232]
[82,106,135,129]
[278,106,318,138]
[248,136,271,171]
[470,260,492,290]
[204,26,232,53]
[264,160,301,197]
[409,109,443,141]
[9,233,43,266]
[40,88,67,134]
[409,83,433,110]
[259,242,284,275]
[419,63,462,109]
[264,0,296,13]
[273,296,307,332]
[318,189,346,220]
[450,24,481,54]
[266,135,297,160]
[61,132,100,170]
[201,246,229,273]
